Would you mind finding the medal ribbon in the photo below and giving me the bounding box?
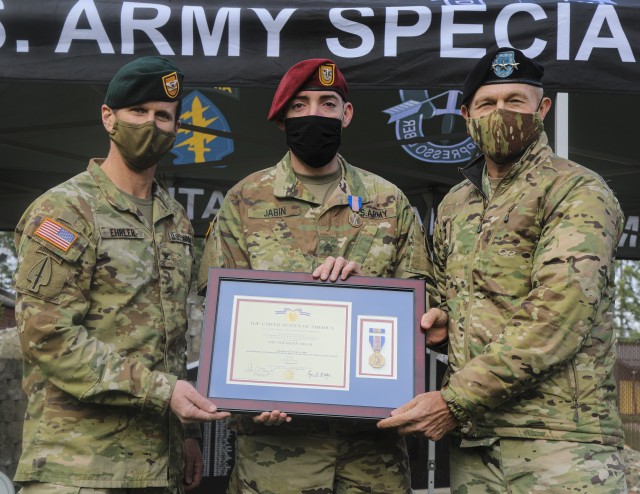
[369,328,386,352]
[348,195,362,212]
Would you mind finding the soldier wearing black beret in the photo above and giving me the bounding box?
[13,56,230,494]
[379,48,627,493]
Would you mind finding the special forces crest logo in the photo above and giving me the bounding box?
[172,90,234,165]
[162,72,180,99]
[319,63,336,86]
[492,51,519,78]
[385,90,476,165]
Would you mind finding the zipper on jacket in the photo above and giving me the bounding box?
[467,197,488,360]
[503,204,517,223]
[567,359,580,422]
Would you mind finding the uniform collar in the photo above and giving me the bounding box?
[87,159,172,221]
[460,131,552,195]
[273,152,371,206]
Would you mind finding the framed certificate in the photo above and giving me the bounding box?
[197,268,426,419]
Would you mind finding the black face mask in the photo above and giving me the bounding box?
[284,116,342,168]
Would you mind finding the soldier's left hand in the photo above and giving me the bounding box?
[253,409,292,426]
[376,391,458,441]
[183,437,204,491]
[313,256,363,282]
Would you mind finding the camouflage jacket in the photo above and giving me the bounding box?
[13,160,194,487]
[436,133,624,447]
[198,153,431,289]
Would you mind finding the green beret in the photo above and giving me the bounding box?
[104,56,184,109]
[462,48,544,106]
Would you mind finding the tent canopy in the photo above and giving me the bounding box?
[1,0,639,256]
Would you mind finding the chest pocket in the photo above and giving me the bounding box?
[477,198,542,298]
[245,204,307,271]
[94,218,155,296]
[162,234,193,270]
[347,208,398,277]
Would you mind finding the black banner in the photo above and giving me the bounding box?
[0,0,638,93]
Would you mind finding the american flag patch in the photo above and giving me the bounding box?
[34,218,78,252]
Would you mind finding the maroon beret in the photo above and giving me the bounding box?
[267,58,348,121]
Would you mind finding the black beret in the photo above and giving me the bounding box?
[104,56,184,109]
[461,48,544,106]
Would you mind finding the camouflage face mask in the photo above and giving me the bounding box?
[110,119,176,171]
[467,108,544,164]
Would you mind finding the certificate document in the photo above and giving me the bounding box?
[227,295,352,390]
[198,269,426,418]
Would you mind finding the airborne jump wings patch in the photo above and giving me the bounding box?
[34,218,78,252]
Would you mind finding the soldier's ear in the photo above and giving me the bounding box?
[538,97,552,120]
[341,101,353,128]
[102,105,116,132]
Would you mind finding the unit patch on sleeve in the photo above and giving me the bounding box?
[34,218,79,252]
[26,254,52,292]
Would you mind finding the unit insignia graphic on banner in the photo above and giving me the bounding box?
[385,90,476,165]
[172,90,234,165]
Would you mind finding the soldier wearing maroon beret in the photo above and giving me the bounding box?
[198,59,434,493]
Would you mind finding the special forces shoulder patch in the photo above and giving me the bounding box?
[34,217,78,252]
[26,253,52,293]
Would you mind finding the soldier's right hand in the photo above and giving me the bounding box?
[313,256,363,282]
[421,308,449,347]
[170,380,231,422]
[252,409,292,426]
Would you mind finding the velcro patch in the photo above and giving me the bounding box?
[248,205,301,219]
[100,227,144,239]
[169,232,193,245]
[359,208,395,220]
[34,218,78,252]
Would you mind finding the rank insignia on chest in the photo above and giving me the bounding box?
[34,217,78,252]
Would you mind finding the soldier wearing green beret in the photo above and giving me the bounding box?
[13,56,229,494]
[198,58,435,493]
[378,48,627,492]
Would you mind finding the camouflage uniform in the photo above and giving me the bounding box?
[433,133,626,492]
[198,153,432,494]
[14,160,195,489]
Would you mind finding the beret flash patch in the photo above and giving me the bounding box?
[163,72,180,99]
